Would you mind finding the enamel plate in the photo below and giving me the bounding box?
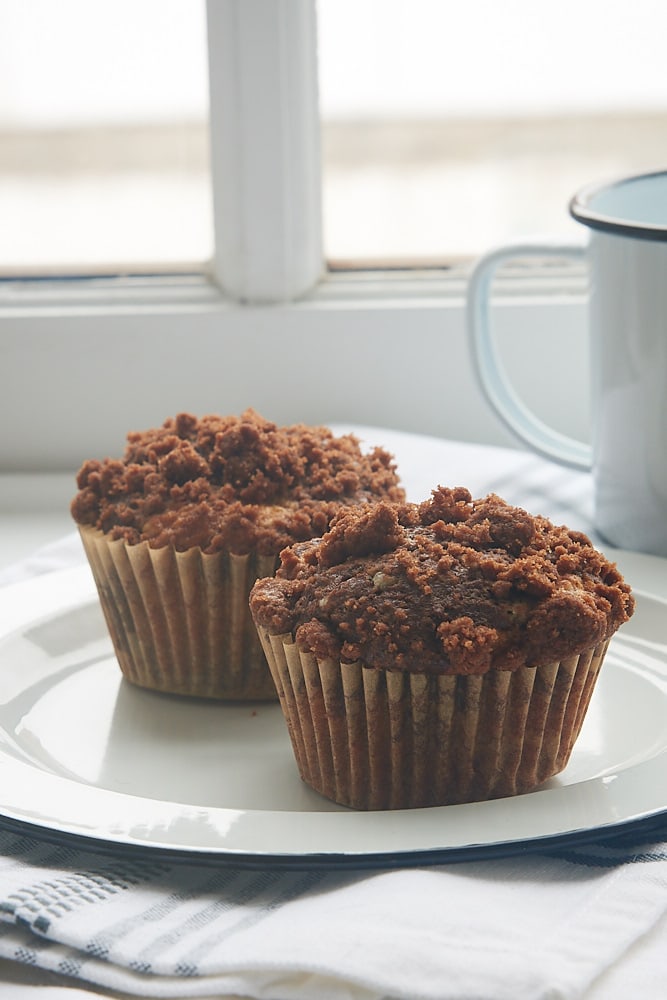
[0,558,665,868]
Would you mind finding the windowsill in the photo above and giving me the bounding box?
[0,474,76,572]
[0,258,588,312]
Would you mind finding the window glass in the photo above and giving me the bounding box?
[318,0,667,266]
[0,0,211,274]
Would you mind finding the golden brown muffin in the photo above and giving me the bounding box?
[71,410,404,700]
[250,487,634,806]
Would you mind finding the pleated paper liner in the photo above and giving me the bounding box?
[80,525,279,700]
[255,624,610,809]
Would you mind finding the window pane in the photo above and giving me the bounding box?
[0,0,211,273]
[318,0,667,265]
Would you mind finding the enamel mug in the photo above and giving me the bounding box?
[467,170,667,556]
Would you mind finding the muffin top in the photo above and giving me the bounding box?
[249,486,635,674]
[71,410,404,555]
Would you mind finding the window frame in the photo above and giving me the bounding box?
[206,0,323,302]
[0,0,591,473]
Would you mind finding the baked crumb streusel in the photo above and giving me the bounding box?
[249,486,635,674]
[71,410,405,555]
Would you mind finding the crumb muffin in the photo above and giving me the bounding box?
[71,410,404,700]
[249,486,635,807]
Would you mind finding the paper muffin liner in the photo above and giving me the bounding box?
[80,526,279,700]
[255,624,610,809]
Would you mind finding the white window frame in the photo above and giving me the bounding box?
[0,0,590,473]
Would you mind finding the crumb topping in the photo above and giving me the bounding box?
[249,486,635,674]
[71,410,404,555]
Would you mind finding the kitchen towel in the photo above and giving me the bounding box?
[0,824,664,999]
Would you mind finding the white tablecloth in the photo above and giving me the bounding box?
[0,427,665,1000]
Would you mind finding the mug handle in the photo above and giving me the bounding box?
[466,242,591,471]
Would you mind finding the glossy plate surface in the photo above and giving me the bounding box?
[0,556,665,868]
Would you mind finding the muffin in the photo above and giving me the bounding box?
[249,487,635,808]
[71,410,404,700]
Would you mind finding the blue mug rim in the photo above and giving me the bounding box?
[569,169,667,242]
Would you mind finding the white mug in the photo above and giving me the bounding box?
[467,170,667,556]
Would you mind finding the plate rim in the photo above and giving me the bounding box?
[0,562,666,867]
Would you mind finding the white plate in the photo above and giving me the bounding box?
[0,559,665,868]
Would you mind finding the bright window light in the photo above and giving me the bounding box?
[318,0,667,265]
[0,0,211,273]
